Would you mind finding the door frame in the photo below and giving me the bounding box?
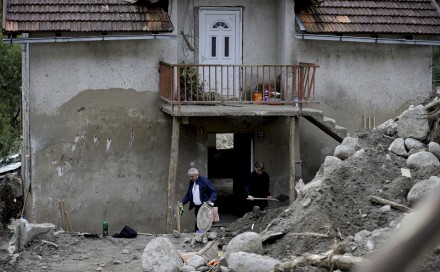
[197,7,243,65]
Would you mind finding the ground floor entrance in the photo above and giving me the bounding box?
[207,132,253,224]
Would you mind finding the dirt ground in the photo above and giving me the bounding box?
[1,98,440,271]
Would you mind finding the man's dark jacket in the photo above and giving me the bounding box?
[181,175,217,210]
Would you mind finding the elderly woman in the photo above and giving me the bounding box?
[179,167,217,232]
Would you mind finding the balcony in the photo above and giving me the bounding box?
[159,62,318,116]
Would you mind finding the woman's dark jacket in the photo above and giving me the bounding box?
[181,175,217,210]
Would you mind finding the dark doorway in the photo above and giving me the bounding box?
[207,132,252,225]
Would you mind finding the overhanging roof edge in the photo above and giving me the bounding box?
[2,33,177,44]
[295,33,440,46]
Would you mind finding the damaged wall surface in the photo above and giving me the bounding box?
[25,40,177,233]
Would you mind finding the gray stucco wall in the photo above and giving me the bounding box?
[27,40,177,233]
[294,41,432,129]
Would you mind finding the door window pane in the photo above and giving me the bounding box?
[211,36,217,57]
[224,37,229,57]
[212,21,229,29]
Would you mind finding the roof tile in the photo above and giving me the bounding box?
[3,0,173,33]
[297,0,440,35]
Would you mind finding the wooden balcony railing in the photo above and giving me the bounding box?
[159,62,318,113]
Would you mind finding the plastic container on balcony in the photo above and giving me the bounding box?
[252,92,263,104]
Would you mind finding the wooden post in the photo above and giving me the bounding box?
[176,202,181,233]
[167,117,180,233]
[59,200,66,230]
[289,117,297,204]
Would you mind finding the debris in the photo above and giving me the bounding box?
[370,196,413,213]
[273,243,369,271]
[287,232,330,238]
[41,239,59,248]
[261,232,284,244]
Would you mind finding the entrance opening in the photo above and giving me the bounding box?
[208,132,252,226]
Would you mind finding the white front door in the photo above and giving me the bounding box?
[199,8,242,98]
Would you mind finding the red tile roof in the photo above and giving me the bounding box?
[296,0,440,35]
[2,0,173,33]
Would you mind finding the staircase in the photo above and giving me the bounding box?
[301,110,347,143]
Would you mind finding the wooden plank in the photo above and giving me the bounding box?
[166,117,180,233]
[289,117,297,204]
[370,196,413,213]
[59,200,66,230]
[176,202,181,233]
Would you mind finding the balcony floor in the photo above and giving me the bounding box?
[160,103,323,117]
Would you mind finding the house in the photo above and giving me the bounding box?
[2,0,439,233]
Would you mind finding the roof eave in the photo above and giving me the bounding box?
[295,33,440,46]
[2,32,177,44]
[295,14,306,32]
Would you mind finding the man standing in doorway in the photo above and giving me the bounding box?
[179,168,217,232]
[244,160,273,211]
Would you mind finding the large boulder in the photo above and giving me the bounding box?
[397,105,429,140]
[227,251,280,272]
[142,237,183,272]
[334,136,360,160]
[334,145,355,160]
[389,138,408,157]
[376,119,398,136]
[428,142,440,160]
[407,176,440,207]
[404,138,426,151]
[224,232,263,260]
[406,151,440,169]
[323,156,343,177]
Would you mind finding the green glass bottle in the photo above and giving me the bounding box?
[103,219,109,237]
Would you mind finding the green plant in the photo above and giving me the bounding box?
[0,19,22,157]
[179,65,204,101]
[201,91,221,101]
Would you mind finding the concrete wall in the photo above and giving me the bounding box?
[292,40,433,182]
[26,39,177,233]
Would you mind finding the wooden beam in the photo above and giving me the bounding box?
[166,117,180,233]
[289,117,297,204]
[370,196,413,213]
